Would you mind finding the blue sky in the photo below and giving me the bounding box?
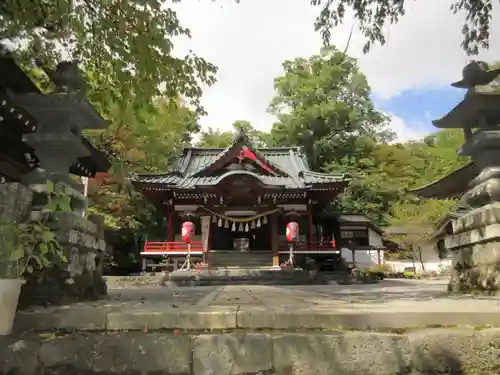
[375,87,465,138]
[172,0,500,143]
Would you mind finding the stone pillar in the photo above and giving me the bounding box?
[446,203,500,293]
[445,127,500,294]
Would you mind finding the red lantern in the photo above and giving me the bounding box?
[181,221,195,243]
[286,221,299,243]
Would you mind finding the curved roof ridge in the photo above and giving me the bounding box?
[182,169,288,188]
[288,148,305,187]
[188,138,290,178]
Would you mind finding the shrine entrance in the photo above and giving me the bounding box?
[210,218,271,251]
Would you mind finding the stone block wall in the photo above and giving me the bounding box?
[446,203,500,294]
[0,183,33,223]
[0,182,107,307]
[2,329,500,374]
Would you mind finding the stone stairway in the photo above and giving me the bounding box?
[209,250,273,269]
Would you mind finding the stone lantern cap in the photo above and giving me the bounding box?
[433,61,500,130]
[432,92,500,129]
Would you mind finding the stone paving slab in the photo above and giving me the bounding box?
[13,281,500,332]
[107,305,238,330]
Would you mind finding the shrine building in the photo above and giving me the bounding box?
[132,129,384,270]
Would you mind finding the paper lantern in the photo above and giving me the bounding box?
[286,221,299,243]
[181,221,195,243]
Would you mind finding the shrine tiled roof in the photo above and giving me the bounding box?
[408,162,477,199]
[132,139,346,190]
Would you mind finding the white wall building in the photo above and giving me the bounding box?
[337,215,385,267]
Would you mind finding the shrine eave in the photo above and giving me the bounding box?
[408,162,477,199]
[432,93,500,129]
[131,170,347,191]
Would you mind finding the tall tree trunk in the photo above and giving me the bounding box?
[418,245,425,272]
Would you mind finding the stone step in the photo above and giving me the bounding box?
[168,268,324,286]
[209,251,272,268]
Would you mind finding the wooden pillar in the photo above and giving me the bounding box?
[167,212,174,242]
[307,204,313,246]
[204,216,212,266]
[271,213,279,267]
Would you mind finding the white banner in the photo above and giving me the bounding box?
[200,216,210,252]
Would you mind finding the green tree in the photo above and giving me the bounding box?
[386,198,456,263]
[197,127,233,148]
[0,0,217,113]
[382,129,469,258]
[269,46,392,172]
[232,120,271,148]
[406,129,469,189]
[269,46,397,223]
[312,0,495,55]
[87,96,199,231]
[337,142,426,224]
[197,121,271,148]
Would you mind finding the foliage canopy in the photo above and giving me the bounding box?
[311,0,495,55]
[0,0,217,113]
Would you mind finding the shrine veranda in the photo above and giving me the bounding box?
[132,129,386,271]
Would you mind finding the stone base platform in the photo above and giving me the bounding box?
[5,281,500,374]
[168,268,355,286]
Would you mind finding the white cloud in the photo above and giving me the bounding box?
[387,114,431,143]
[170,0,500,132]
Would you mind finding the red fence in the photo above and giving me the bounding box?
[142,240,337,255]
[142,241,204,254]
[278,241,337,252]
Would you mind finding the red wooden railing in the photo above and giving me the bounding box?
[278,241,337,252]
[142,241,204,254]
[142,240,337,255]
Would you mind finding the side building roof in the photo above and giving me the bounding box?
[408,162,477,199]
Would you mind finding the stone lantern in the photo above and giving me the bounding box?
[433,61,500,293]
[3,59,110,305]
